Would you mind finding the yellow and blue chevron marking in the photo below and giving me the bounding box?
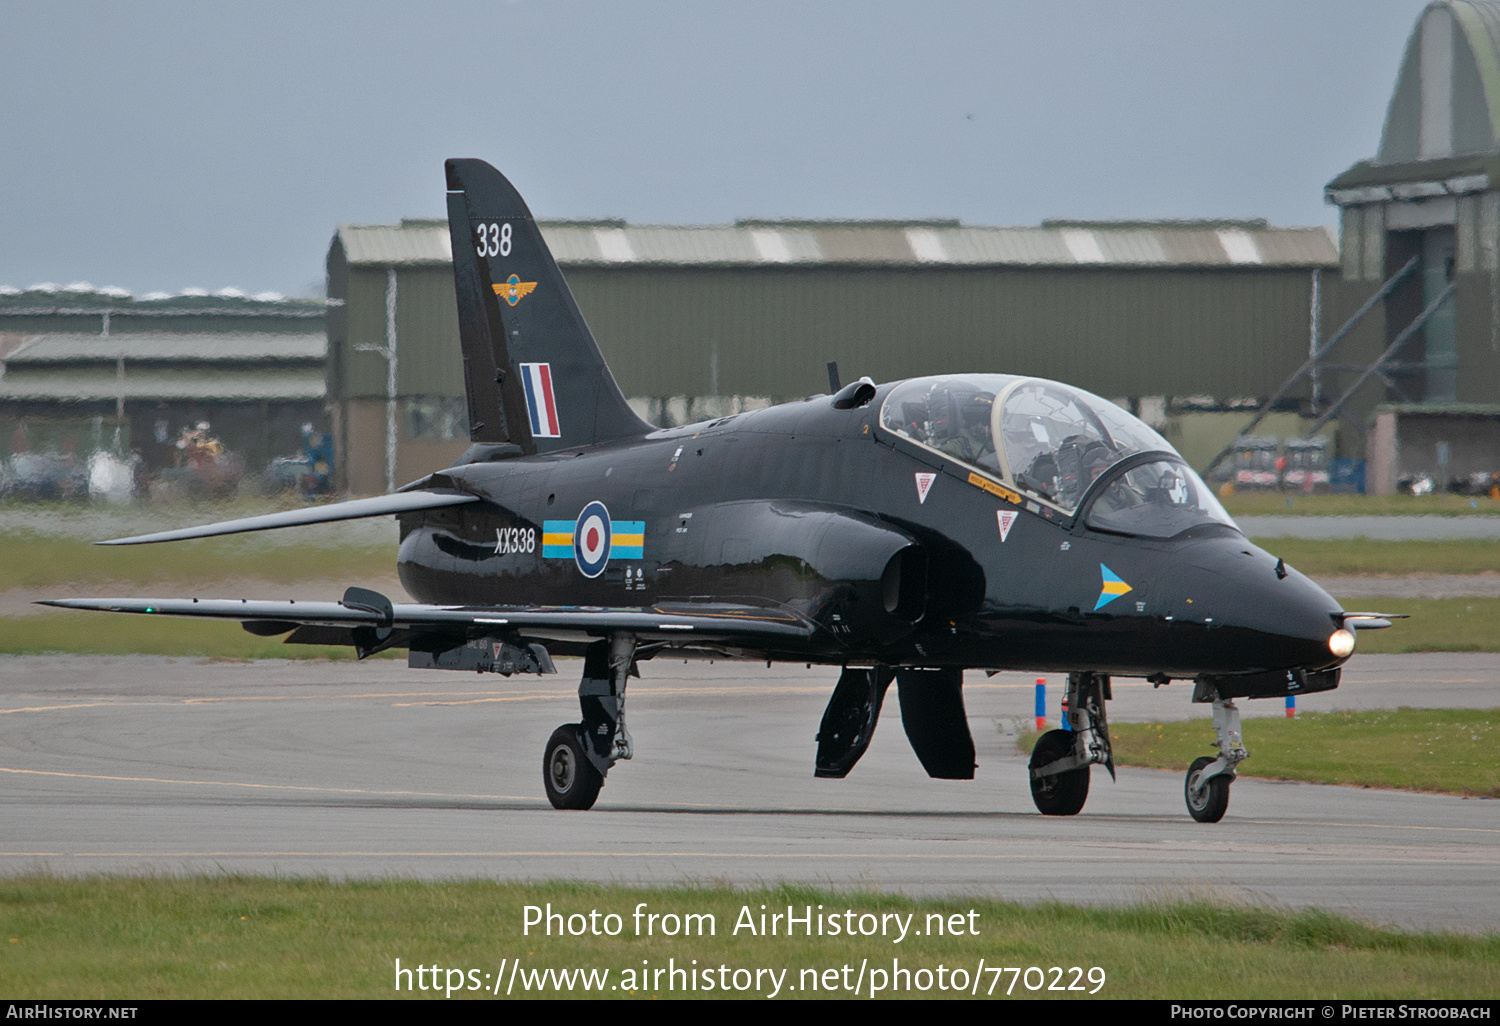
[1094,564,1133,611]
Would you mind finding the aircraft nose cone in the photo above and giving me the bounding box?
[1162,538,1346,673]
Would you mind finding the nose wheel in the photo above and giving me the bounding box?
[1184,756,1231,822]
[544,724,603,810]
[1182,692,1245,823]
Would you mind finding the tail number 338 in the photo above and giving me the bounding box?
[476,222,512,257]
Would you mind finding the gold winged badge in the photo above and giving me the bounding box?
[492,274,538,306]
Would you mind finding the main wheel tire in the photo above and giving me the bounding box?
[1185,755,1231,823]
[1029,729,1089,816]
[543,724,603,810]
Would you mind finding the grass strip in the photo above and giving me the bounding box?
[1259,538,1500,576]
[1,877,1495,999]
[1330,597,1500,652]
[1221,493,1500,516]
[1070,709,1499,798]
[0,531,396,591]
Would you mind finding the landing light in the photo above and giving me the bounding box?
[1328,629,1355,658]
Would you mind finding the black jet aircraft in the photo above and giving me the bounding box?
[45,159,1400,822]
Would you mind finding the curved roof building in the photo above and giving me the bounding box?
[1322,2,1500,491]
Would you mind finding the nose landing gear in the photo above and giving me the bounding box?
[1183,689,1246,823]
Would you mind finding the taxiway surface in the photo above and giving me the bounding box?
[1,654,1495,931]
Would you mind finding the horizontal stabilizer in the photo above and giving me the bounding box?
[37,597,816,645]
[96,491,481,546]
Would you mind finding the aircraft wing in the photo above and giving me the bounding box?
[37,596,817,647]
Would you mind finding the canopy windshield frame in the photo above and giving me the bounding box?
[1077,450,1241,541]
[878,374,1179,517]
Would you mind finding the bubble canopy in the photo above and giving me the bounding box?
[878,374,1236,532]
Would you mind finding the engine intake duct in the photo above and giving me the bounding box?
[881,545,927,622]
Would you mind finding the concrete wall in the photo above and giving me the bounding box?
[1395,411,1500,480]
[1365,408,1500,493]
[1368,411,1399,495]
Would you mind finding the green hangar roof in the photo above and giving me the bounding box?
[333,218,1338,270]
[1329,3,1500,201]
[324,213,1345,431]
[1378,1,1500,164]
[2,333,325,364]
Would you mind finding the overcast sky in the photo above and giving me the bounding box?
[1,1,1428,297]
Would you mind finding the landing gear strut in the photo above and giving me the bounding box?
[1029,672,1114,816]
[1183,688,1245,823]
[543,632,636,810]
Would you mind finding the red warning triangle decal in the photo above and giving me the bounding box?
[997,509,1017,542]
[914,472,936,504]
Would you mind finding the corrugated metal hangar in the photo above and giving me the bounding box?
[327,218,1338,493]
[1319,0,1500,488]
[0,291,326,485]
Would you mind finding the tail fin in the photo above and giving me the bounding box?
[445,159,648,453]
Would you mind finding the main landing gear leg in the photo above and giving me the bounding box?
[1028,672,1113,816]
[543,632,636,811]
[1184,688,1245,824]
